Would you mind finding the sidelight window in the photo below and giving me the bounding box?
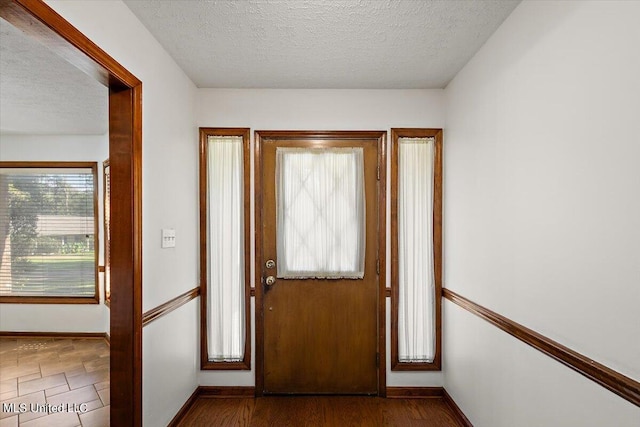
[199,128,251,369]
[391,129,442,370]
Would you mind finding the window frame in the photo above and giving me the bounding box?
[103,159,111,307]
[0,161,100,304]
[199,127,252,370]
[390,129,443,371]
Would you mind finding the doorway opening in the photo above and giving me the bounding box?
[0,1,143,425]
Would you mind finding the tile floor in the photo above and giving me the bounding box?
[0,337,109,427]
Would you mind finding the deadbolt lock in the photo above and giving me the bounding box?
[265,259,276,269]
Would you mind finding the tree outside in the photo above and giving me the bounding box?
[0,171,95,297]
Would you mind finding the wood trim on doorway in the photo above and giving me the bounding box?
[0,1,144,425]
[254,130,387,397]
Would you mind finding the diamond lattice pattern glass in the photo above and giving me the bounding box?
[276,147,365,279]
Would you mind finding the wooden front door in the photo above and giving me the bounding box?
[256,131,383,394]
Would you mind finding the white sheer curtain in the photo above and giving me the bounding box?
[276,147,365,279]
[398,137,436,362]
[207,136,245,361]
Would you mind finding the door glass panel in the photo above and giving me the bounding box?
[276,147,365,279]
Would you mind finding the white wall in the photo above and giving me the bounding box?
[45,2,200,425]
[0,134,110,333]
[197,88,445,387]
[444,1,640,425]
[142,298,198,427]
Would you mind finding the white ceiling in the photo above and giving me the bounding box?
[124,0,520,89]
[0,18,108,135]
[0,1,520,136]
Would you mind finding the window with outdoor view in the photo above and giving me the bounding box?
[0,162,99,303]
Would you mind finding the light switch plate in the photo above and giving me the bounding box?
[161,228,176,248]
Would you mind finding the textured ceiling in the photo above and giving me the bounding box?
[124,0,520,89]
[0,1,520,136]
[0,18,108,135]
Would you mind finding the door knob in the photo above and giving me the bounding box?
[265,276,276,286]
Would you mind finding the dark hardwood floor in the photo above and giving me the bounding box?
[177,396,462,426]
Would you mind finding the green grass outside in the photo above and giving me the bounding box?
[24,253,94,262]
[2,253,96,296]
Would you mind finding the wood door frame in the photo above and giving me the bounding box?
[254,130,387,397]
[0,1,143,425]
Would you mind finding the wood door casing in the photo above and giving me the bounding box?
[0,1,143,424]
[256,131,385,395]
